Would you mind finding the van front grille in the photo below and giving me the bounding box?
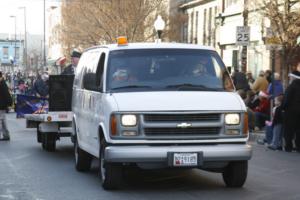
[144,113,220,122]
[144,127,220,136]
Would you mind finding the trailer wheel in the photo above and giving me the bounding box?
[37,129,42,143]
[41,133,56,152]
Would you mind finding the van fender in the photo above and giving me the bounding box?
[98,122,108,144]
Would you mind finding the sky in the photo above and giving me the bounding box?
[0,0,60,36]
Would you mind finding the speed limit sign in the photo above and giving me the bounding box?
[236,26,250,46]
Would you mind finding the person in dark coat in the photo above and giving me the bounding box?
[0,71,12,140]
[232,69,250,91]
[61,49,81,75]
[265,70,272,84]
[33,72,49,98]
[282,69,300,152]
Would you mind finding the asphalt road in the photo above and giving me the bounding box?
[1,113,300,200]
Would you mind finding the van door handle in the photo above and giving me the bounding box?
[89,95,92,109]
[82,94,85,108]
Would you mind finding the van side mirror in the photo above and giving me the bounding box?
[83,73,99,91]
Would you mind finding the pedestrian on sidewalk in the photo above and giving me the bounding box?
[267,72,284,99]
[268,95,284,150]
[232,69,250,92]
[0,71,12,141]
[282,67,300,152]
[251,70,269,94]
[254,91,270,130]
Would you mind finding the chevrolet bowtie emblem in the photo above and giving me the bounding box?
[177,123,192,128]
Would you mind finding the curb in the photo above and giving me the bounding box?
[249,131,265,142]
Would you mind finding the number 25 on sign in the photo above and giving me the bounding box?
[236,26,250,46]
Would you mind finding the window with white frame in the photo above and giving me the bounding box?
[15,47,20,59]
[2,47,8,59]
[226,0,240,8]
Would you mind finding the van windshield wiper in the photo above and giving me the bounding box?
[166,83,222,91]
[111,85,152,90]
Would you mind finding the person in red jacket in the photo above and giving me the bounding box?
[254,91,270,130]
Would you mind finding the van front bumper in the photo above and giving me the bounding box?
[104,144,252,164]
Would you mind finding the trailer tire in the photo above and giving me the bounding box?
[42,133,56,152]
[37,129,42,143]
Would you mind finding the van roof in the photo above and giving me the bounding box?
[84,42,216,52]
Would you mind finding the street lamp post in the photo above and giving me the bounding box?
[154,15,165,43]
[10,16,17,69]
[10,15,17,101]
[43,0,46,69]
[19,6,27,71]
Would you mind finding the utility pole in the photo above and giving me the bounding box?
[241,0,248,73]
[10,16,17,71]
[43,0,46,69]
[19,7,27,71]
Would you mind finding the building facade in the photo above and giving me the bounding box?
[47,2,63,64]
[0,39,23,73]
[180,0,271,77]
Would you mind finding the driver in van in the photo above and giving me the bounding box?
[192,63,208,77]
[112,66,137,82]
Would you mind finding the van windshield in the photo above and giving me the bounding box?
[106,49,229,92]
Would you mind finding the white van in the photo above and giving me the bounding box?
[72,39,252,189]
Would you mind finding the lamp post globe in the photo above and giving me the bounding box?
[154,15,165,41]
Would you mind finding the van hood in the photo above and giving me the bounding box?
[111,91,245,112]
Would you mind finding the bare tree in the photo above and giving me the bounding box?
[59,0,167,57]
[256,0,300,82]
[164,3,188,42]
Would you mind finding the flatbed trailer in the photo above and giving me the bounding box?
[25,111,73,151]
[25,75,74,152]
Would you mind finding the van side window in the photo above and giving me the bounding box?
[74,52,87,87]
[96,53,106,91]
[82,51,103,92]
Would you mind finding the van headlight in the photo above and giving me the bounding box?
[225,114,240,125]
[121,114,137,126]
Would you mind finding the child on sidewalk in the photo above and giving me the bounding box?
[268,95,284,150]
[257,95,283,148]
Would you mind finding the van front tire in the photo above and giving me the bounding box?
[74,138,92,172]
[99,139,122,190]
[222,161,248,188]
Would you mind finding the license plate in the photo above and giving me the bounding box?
[173,153,198,167]
[58,114,68,119]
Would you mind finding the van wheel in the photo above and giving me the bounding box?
[74,137,92,172]
[42,133,56,152]
[99,139,122,190]
[222,161,248,188]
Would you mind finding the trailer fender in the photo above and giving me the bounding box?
[39,122,59,133]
